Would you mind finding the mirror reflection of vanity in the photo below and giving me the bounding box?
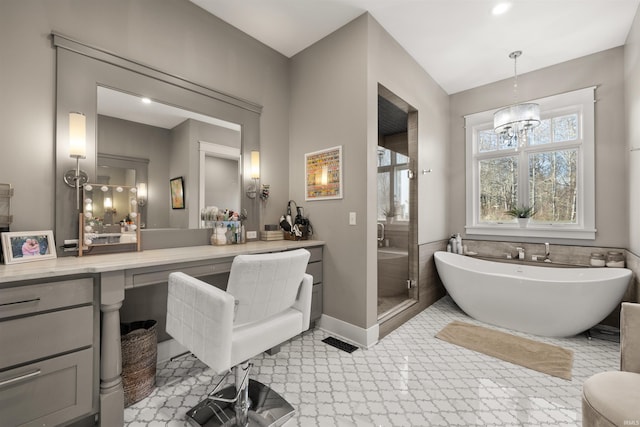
[54,33,262,252]
[79,183,141,256]
[96,87,243,231]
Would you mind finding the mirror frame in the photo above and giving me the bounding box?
[53,33,262,253]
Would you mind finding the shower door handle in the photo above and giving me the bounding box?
[377,223,385,241]
[406,279,416,289]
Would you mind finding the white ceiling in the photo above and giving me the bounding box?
[97,86,241,130]
[190,0,640,94]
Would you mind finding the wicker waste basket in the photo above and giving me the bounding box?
[121,320,157,407]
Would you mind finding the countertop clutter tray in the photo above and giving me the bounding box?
[261,230,284,241]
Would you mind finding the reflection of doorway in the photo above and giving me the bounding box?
[377,85,418,322]
[198,141,241,228]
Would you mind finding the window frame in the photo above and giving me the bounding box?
[464,87,596,240]
[377,147,410,222]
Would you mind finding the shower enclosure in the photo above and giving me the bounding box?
[377,86,418,321]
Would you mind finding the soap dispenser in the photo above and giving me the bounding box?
[455,233,463,254]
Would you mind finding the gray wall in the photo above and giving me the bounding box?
[450,47,627,248]
[626,8,640,256]
[290,14,450,330]
[0,0,290,233]
[290,15,370,329]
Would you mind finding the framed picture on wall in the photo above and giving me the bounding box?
[305,145,343,201]
[1,230,57,264]
[170,177,185,209]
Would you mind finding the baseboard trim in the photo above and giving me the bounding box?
[317,314,379,349]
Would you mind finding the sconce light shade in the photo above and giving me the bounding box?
[104,197,113,209]
[69,112,86,158]
[138,182,147,199]
[250,151,260,180]
[64,112,89,210]
[137,182,147,207]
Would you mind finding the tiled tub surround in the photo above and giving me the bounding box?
[462,240,625,267]
[460,240,639,327]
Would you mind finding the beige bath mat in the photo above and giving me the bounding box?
[436,320,574,380]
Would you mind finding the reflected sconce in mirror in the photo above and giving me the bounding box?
[63,112,89,209]
[246,150,260,199]
[137,182,147,207]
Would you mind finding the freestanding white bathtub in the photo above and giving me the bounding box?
[434,251,632,337]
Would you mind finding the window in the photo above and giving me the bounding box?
[377,147,409,221]
[465,87,596,239]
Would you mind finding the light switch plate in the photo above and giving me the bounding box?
[247,230,257,239]
[349,212,356,225]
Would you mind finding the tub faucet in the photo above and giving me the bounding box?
[516,247,525,260]
[544,242,551,262]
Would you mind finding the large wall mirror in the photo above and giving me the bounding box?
[53,33,262,252]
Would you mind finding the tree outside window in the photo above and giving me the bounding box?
[464,87,595,239]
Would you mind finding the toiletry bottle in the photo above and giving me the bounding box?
[450,236,457,254]
[455,233,463,254]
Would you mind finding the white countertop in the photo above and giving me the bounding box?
[0,240,324,283]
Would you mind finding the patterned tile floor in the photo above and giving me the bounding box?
[124,296,620,426]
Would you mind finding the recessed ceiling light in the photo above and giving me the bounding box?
[492,2,512,15]
[141,97,152,104]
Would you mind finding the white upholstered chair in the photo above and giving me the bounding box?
[166,249,312,427]
[582,302,640,426]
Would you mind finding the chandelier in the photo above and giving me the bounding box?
[494,51,540,148]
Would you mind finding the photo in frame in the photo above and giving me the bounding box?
[170,177,185,209]
[1,230,57,264]
[305,145,343,201]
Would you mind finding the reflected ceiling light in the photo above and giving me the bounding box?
[492,2,511,15]
[494,51,540,149]
[141,97,152,104]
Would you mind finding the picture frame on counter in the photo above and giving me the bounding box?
[1,230,57,264]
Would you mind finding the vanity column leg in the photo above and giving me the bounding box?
[99,271,125,426]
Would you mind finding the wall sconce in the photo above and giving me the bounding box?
[63,112,89,209]
[246,150,260,199]
[137,182,147,207]
[103,196,113,210]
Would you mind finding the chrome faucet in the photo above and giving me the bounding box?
[544,242,551,262]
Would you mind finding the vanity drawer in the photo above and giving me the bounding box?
[126,260,233,288]
[0,305,93,370]
[0,348,93,427]
[0,278,93,320]
[308,246,322,263]
[306,262,323,284]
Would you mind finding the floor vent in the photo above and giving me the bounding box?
[322,336,358,353]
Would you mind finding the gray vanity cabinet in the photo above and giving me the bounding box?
[305,246,323,325]
[0,277,97,426]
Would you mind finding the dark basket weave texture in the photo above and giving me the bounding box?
[121,320,157,407]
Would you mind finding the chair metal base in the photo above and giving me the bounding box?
[186,379,295,427]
